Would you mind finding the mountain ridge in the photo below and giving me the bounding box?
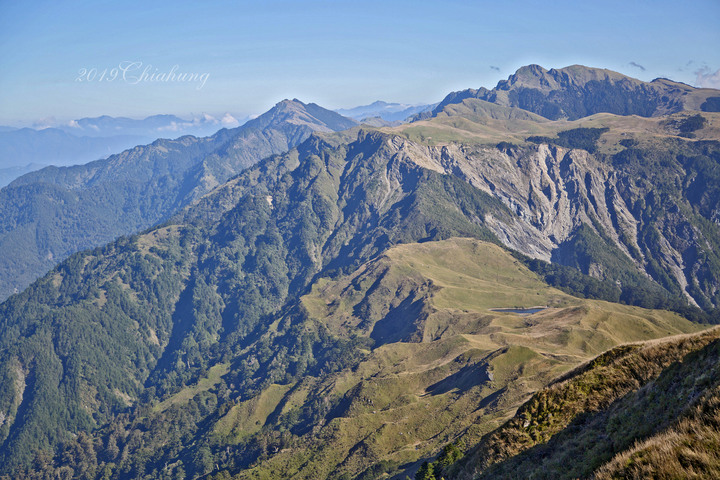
[335,101,437,122]
[0,120,714,478]
[416,64,720,121]
[0,99,357,300]
[0,113,247,184]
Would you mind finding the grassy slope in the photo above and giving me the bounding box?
[594,380,720,479]
[206,238,703,479]
[389,98,720,149]
[447,327,720,480]
[387,102,720,314]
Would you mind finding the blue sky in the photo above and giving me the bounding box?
[1,0,719,125]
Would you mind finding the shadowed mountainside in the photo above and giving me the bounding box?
[0,100,356,300]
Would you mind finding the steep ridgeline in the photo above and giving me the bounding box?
[416,64,720,121]
[0,127,148,177]
[0,100,356,300]
[0,128,706,479]
[0,114,243,177]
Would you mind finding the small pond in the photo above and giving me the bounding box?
[490,307,547,315]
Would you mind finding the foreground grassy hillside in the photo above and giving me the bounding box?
[442,326,720,480]
[228,239,702,480]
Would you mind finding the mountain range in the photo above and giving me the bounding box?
[414,64,720,122]
[0,113,246,186]
[0,65,719,480]
[56,113,243,138]
[334,101,437,123]
[0,100,356,300]
[0,163,47,189]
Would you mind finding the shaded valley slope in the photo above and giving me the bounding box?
[0,100,356,300]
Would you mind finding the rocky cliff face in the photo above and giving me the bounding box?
[424,64,720,121]
[372,137,626,258]
[373,134,720,310]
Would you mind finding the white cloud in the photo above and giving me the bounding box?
[221,113,239,126]
[32,117,58,129]
[158,121,184,132]
[695,67,720,89]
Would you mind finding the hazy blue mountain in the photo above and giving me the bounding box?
[0,163,47,188]
[57,113,246,138]
[0,127,149,168]
[335,100,436,122]
[0,114,248,181]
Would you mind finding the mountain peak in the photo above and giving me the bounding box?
[424,63,712,121]
[335,101,437,122]
[511,63,547,79]
[251,98,357,132]
[275,98,305,107]
[497,64,634,92]
[268,98,308,115]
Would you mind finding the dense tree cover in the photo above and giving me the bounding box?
[701,96,720,112]
[676,114,707,134]
[515,250,716,324]
[0,129,509,477]
[0,229,195,469]
[609,139,720,311]
[0,135,219,302]
[663,113,708,138]
[0,100,355,301]
[552,224,678,305]
[1,120,720,478]
[414,442,464,480]
[527,127,609,153]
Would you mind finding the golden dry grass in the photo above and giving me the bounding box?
[450,328,720,480]
[229,239,707,480]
